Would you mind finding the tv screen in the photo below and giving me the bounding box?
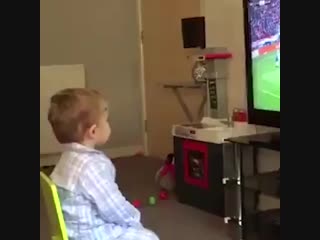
[244,0,280,127]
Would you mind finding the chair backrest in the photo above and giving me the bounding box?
[40,172,68,240]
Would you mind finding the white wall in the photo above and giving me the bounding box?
[40,0,145,164]
[201,0,247,111]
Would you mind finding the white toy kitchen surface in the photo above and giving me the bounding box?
[172,117,276,144]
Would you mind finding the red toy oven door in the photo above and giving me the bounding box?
[183,140,209,190]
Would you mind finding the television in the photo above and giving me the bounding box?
[243,0,280,128]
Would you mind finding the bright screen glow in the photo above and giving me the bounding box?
[248,0,280,111]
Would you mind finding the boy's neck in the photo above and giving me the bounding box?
[80,140,96,149]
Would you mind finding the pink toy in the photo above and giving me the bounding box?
[155,153,175,191]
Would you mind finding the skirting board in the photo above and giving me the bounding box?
[40,145,143,167]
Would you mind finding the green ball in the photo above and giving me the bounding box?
[148,196,156,205]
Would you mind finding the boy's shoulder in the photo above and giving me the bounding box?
[50,144,113,191]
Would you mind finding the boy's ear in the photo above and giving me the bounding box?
[88,124,97,137]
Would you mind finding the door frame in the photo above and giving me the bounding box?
[136,0,149,155]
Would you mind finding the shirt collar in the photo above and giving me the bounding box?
[62,143,102,154]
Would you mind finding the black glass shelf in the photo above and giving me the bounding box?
[244,208,280,226]
[243,209,280,240]
[227,132,280,151]
[244,171,280,199]
[257,209,280,226]
[224,132,280,240]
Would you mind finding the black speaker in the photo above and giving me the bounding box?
[181,17,206,49]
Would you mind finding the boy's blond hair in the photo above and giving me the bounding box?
[48,88,106,144]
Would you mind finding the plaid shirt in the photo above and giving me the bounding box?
[51,143,142,240]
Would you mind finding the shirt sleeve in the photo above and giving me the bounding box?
[80,158,142,228]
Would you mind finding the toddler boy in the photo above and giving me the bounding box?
[48,88,159,240]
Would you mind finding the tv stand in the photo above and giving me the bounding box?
[246,131,280,151]
[270,132,280,144]
[225,132,280,240]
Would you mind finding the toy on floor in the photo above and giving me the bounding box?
[159,190,169,200]
[131,192,168,209]
[148,196,157,205]
[132,200,142,208]
[155,153,175,191]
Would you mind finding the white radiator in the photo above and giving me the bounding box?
[40,64,85,154]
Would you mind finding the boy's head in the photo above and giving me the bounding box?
[48,88,110,147]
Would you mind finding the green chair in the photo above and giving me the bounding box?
[40,172,68,240]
